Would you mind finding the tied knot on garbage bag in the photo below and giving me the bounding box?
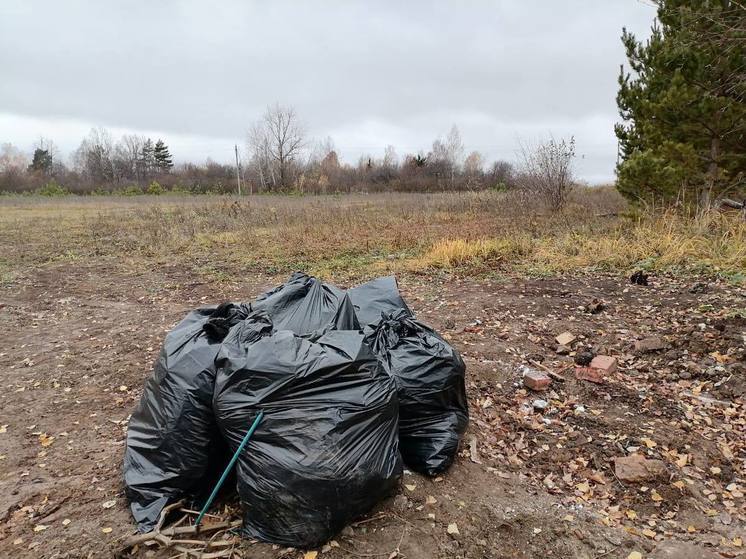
[123,273,468,548]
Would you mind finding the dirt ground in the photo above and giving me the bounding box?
[0,261,744,558]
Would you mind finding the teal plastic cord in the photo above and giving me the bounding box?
[194,410,264,528]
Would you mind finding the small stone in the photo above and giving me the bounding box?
[556,332,576,346]
[532,399,548,412]
[447,523,459,536]
[555,344,570,355]
[613,454,667,482]
[689,282,708,294]
[589,355,617,374]
[630,270,649,285]
[651,542,719,559]
[392,494,408,511]
[679,371,692,380]
[634,337,667,353]
[523,369,551,391]
[574,350,595,366]
[584,298,605,314]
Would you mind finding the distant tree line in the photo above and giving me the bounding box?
[0,130,240,194]
[1,116,525,195]
[242,103,519,195]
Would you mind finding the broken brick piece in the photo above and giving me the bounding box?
[555,331,576,346]
[575,366,604,384]
[613,454,667,482]
[523,370,551,391]
[589,355,617,374]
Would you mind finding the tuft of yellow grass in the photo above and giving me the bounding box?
[411,237,531,269]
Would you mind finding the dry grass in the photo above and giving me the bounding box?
[407,211,746,278]
[0,189,743,283]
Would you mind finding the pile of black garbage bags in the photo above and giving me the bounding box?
[123,273,468,548]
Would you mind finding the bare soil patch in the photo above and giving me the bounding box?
[1,261,744,558]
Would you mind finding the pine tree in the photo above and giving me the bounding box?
[153,139,173,173]
[28,148,52,174]
[140,139,155,179]
[615,0,746,208]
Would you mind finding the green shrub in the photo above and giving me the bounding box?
[146,181,164,195]
[121,185,143,196]
[170,183,191,194]
[37,181,68,196]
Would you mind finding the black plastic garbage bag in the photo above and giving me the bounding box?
[124,302,251,532]
[367,309,468,476]
[252,272,359,337]
[214,314,402,548]
[348,275,412,327]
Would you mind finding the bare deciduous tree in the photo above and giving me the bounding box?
[517,136,576,211]
[0,142,29,191]
[247,104,305,190]
[73,128,115,185]
[463,151,484,177]
[429,124,464,186]
[113,134,146,183]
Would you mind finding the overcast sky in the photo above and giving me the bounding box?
[0,1,657,183]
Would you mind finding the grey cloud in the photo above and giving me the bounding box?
[0,0,656,181]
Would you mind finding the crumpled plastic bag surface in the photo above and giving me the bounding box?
[123,303,250,532]
[367,309,468,476]
[214,314,402,548]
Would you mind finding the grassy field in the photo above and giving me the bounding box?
[1,189,744,283]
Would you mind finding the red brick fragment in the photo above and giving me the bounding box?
[575,366,604,384]
[589,355,617,374]
[523,370,551,391]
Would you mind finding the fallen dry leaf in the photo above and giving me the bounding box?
[303,552,318,559]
